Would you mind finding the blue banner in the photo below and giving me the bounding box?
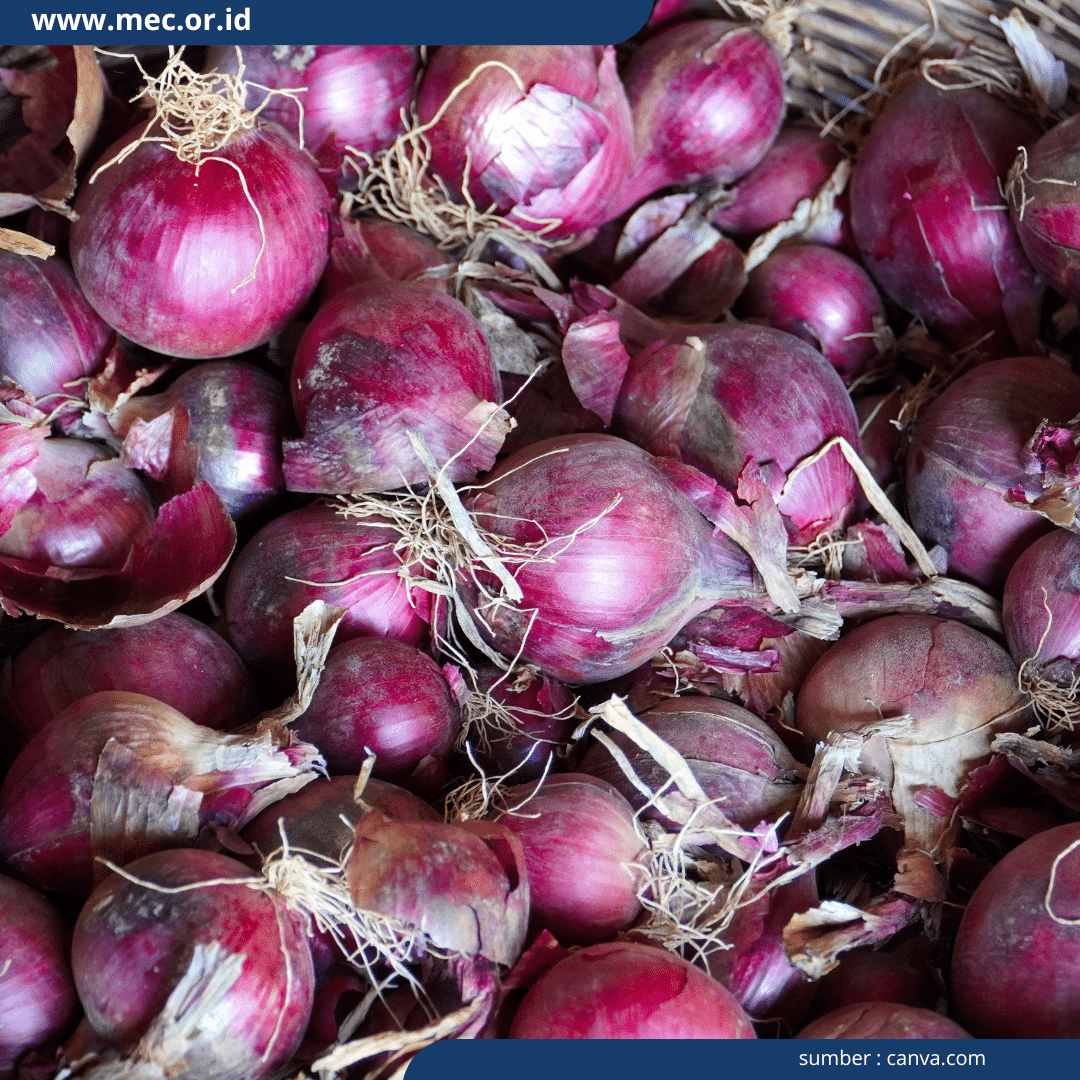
[3,0,653,45]
[411,1038,1080,1080]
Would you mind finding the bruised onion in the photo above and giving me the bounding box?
[223,500,431,696]
[0,249,111,401]
[905,357,1080,589]
[796,614,1031,855]
[850,73,1043,354]
[796,1002,971,1039]
[0,611,259,746]
[458,433,757,684]
[70,58,330,358]
[284,278,509,494]
[952,821,1080,1037]
[619,20,785,208]
[71,848,313,1079]
[0,690,322,895]
[509,940,757,1038]
[291,637,459,782]
[614,322,860,545]
[741,244,885,383]
[0,874,77,1079]
[415,46,634,237]
[490,773,645,945]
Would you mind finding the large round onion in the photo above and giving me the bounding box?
[508,940,757,1038]
[952,821,1080,1037]
[905,357,1080,589]
[71,115,330,358]
[71,848,313,1079]
[796,1002,971,1039]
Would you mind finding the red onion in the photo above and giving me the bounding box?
[0,611,259,746]
[1008,113,1080,302]
[322,218,451,301]
[796,1002,971,1039]
[0,690,322,895]
[741,244,886,384]
[207,46,417,175]
[70,57,330,358]
[415,46,634,238]
[811,938,942,1017]
[854,392,902,494]
[223,501,432,696]
[952,821,1080,1037]
[508,940,757,1038]
[291,637,459,782]
[100,360,291,518]
[0,874,77,1079]
[578,696,803,831]
[489,773,645,945]
[711,125,846,243]
[614,322,861,545]
[458,433,756,684]
[796,613,1031,855]
[850,73,1043,354]
[0,249,111,402]
[906,357,1080,589]
[618,20,785,209]
[284,278,508,494]
[71,848,313,1079]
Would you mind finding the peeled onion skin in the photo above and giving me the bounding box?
[850,74,1043,355]
[508,940,757,1038]
[952,822,1080,1037]
[795,1002,972,1039]
[71,848,314,1080]
[905,357,1080,589]
[71,119,331,358]
[0,874,78,1079]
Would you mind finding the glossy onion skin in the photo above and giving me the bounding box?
[905,357,1080,589]
[952,822,1080,1037]
[70,120,330,358]
[509,940,757,1038]
[71,848,314,1079]
[850,75,1043,354]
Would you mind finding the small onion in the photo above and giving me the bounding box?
[71,848,313,1080]
[905,357,1080,589]
[619,20,785,208]
[0,874,78,1079]
[508,940,757,1038]
[795,1002,971,1039]
[849,73,1043,354]
[291,637,459,782]
[0,611,259,747]
[0,249,111,401]
[490,773,645,945]
[71,109,330,358]
[415,46,634,238]
[952,821,1080,1037]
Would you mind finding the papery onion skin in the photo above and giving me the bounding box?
[619,20,785,208]
[284,278,506,494]
[0,874,78,1079]
[952,822,1080,1037]
[0,249,112,401]
[108,360,291,519]
[905,357,1080,589]
[849,74,1043,354]
[291,637,459,781]
[70,119,330,358]
[223,501,431,697]
[741,244,885,384]
[490,773,645,946]
[460,433,756,684]
[508,940,757,1038]
[615,322,860,545]
[322,219,452,301]
[415,46,634,238]
[0,611,259,747]
[1002,528,1080,680]
[71,848,313,1080]
[795,1002,972,1039]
